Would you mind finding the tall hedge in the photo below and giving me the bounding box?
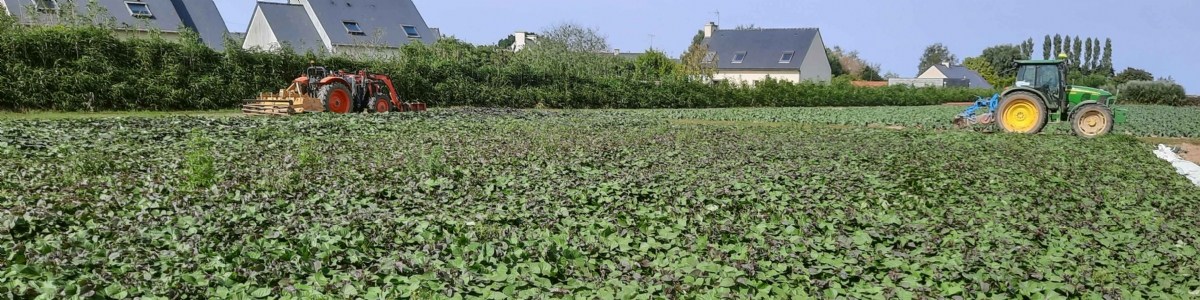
[1117,81,1188,106]
[0,21,995,111]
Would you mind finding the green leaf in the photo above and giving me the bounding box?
[251,287,272,298]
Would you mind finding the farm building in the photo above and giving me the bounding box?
[0,0,230,50]
[699,22,832,85]
[242,0,437,57]
[917,63,993,89]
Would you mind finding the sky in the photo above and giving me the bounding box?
[214,0,1199,92]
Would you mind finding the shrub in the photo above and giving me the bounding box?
[0,24,995,111]
[1117,80,1187,106]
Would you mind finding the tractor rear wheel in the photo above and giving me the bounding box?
[369,97,392,113]
[318,83,353,114]
[996,92,1048,134]
[1070,104,1114,138]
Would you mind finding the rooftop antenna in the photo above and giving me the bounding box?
[711,10,721,25]
[649,34,656,50]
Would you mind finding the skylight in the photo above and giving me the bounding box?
[343,21,365,36]
[402,25,420,38]
[732,52,747,64]
[126,2,152,18]
[780,51,795,63]
[35,0,59,11]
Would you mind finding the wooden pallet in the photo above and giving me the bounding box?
[242,99,300,116]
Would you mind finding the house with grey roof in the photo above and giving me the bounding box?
[0,0,230,50]
[917,63,993,89]
[242,0,437,56]
[699,22,832,85]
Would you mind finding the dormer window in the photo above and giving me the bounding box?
[343,21,365,36]
[732,52,747,64]
[402,25,420,38]
[780,51,795,63]
[702,51,716,63]
[35,0,59,11]
[125,2,153,18]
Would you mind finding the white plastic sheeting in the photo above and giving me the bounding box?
[1153,144,1200,187]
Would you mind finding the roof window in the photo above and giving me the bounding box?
[780,51,795,63]
[35,0,59,11]
[732,52,747,64]
[402,25,420,38]
[343,21,365,36]
[125,2,153,18]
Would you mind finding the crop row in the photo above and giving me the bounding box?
[624,105,1200,138]
[2,110,1198,298]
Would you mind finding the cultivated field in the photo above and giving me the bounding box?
[2,108,1199,299]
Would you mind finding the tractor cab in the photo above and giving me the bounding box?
[1014,60,1067,114]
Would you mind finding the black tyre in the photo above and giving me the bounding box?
[317,83,353,114]
[996,92,1049,134]
[1070,104,1114,138]
[368,96,393,113]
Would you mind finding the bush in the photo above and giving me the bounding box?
[1117,80,1188,106]
[0,24,995,111]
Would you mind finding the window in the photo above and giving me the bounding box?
[343,21,365,36]
[779,51,795,63]
[702,51,716,63]
[34,0,59,11]
[402,25,420,38]
[1035,65,1060,89]
[732,52,746,64]
[1015,65,1036,87]
[125,2,152,18]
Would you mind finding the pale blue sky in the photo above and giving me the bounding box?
[215,0,1199,92]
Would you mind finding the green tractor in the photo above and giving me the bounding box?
[954,53,1127,137]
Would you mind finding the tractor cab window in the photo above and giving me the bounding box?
[1035,65,1060,90]
[1016,65,1036,87]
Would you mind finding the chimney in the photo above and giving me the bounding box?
[614,48,621,55]
[942,61,952,67]
[704,22,718,38]
[513,31,527,51]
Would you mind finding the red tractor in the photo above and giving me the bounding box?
[243,65,426,116]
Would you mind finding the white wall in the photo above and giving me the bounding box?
[714,70,802,86]
[917,66,945,79]
[799,31,832,83]
[242,8,279,50]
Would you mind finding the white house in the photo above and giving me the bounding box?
[242,0,437,56]
[0,0,230,50]
[509,31,538,52]
[700,22,832,85]
[917,62,993,89]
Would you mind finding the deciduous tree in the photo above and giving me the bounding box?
[918,43,957,75]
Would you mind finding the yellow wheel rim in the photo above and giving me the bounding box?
[1076,110,1109,136]
[1001,98,1040,133]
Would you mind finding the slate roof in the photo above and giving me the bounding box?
[255,2,323,54]
[169,0,230,50]
[931,65,994,89]
[702,28,820,70]
[302,0,436,47]
[0,0,229,50]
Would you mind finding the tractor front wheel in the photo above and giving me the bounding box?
[996,92,1048,134]
[369,97,393,113]
[318,83,353,114]
[1070,104,1114,138]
